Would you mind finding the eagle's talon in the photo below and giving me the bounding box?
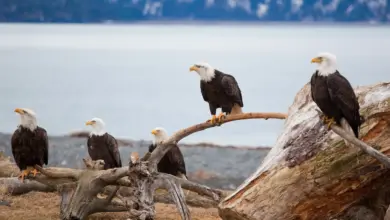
[18,170,30,182]
[31,168,40,177]
[326,118,335,130]
[320,115,329,124]
[216,113,226,125]
[207,115,217,125]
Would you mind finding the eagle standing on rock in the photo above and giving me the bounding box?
[149,127,187,179]
[11,108,49,182]
[310,52,361,143]
[189,62,244,125]
[85,118,122,169]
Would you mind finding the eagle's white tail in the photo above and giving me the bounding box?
[230,104,243,115]
[340,118,354,147]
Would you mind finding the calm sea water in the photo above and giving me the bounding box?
[0,23,389,147]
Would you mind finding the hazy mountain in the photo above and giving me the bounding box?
[0,0,388,23]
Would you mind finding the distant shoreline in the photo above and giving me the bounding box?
[0,21,389,27]
[0,131,272,151]
[66,131,272,150]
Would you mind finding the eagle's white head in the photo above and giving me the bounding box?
[151,127,169,145]
[85,117,106,136]
[189,62,215,82]
[311,52,338,76]
[14,108,38,131]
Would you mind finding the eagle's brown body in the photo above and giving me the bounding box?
[87,133,122,169]
[149,143,187,179]
[11,126,49,171]
[311,71,361,137]
[201,70,244,116]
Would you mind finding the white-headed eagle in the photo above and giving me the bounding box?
[85,118,122,169]
[310,52,361,145]
[149,127,187,179]
[189,62,244,125]
[11,108,49,182]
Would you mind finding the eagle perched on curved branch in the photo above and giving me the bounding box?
[189,62,244,125]
[310,52,361,145]
[149,127,187,179]
[11,108,49,182]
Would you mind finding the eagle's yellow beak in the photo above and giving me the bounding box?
[151,129,158,135]
[14,108,24,114]
[189,65,198,72]
[311,57,322,63]
[85,120,95,126]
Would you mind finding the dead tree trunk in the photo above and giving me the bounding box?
[218,82,390,220]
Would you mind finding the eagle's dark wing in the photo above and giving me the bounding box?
[221,74,244,107]
[200,81,208,101]
[86,136,95,160]
[148,144,157,153]
[310,71,318,102]
[87,136,91,149]
[105,134,122,167]
[167,145,187,176]
[11,128,21,167]
[327,72,361,135]
[37,127,49,165]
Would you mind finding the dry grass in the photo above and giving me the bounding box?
[0,192,221,220]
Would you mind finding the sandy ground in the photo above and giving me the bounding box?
[0,192,221,220]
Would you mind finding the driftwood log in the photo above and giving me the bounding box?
[219,82,390,220]
[0,157,220,208]
[0,112,286,220]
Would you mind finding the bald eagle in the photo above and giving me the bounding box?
[149,127,187,179]
[189,62,244,125]
[11,108,49,182]
[85,118,122,169]
[310,52,361,144]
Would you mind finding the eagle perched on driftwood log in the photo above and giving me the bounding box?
[310,52,361,144]
[85,118,122,169]
[11,108,49,182]
[149,127,187,179]
[189,62,244,125]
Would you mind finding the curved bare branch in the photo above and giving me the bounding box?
[149,112,287,164]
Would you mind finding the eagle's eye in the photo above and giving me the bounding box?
[23,110,28,114]
[91,120,96,123]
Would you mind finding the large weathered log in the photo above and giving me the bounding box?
[219,82,390,220]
